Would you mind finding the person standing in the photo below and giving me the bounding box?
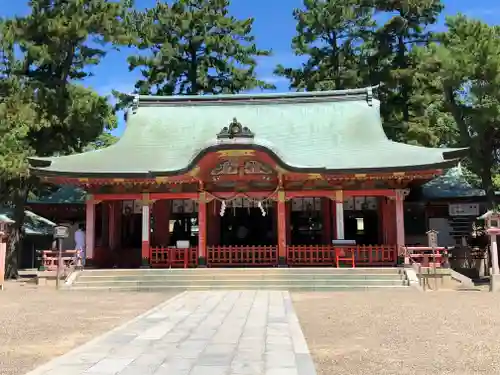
[74,223,86,266]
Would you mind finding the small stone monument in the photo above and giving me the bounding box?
[478,210,500,292]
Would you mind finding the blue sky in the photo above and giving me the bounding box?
[2,0,499,136]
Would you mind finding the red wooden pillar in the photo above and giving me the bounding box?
[277,191,287,266]
[114,201,122,249]
[153,200,170,246]
[207,200,221,246]
[331,199,337,239]
[101,202,109,248]
[286,201,292,245]
[380,197,388,244]
[213,200,221,245]
[108,201,116,249]
[141,193,151,262]
[198,193,207,266]
[85,195,95,262]
[383,197,397,245]
[322,198,331,244]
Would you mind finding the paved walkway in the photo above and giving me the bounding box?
[26,291,317,375]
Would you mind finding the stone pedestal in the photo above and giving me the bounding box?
[491,274,500,292]
[486,226,500,292]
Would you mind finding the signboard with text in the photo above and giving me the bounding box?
[53,225,69,239]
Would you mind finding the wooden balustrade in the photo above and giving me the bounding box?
[149,247,198,268]
[287,245,398,267]
[207,245,278,266]
[287,245,336,266]
[41,249,78,271]
[405,246,447,267]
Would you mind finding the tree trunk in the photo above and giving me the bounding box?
[5,181,29,279]
[481,168,496,210]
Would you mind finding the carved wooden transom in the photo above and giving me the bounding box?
[210,160,274,176]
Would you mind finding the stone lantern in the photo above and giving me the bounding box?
[478,210,500,291]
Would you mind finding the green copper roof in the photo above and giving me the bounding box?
[28,186,86,204]
[0,209,56,236]
[422,165,484,199]
[29,87,466,177]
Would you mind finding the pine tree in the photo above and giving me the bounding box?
[415,15,500,207]
[0,0,131,277]
[125,0,273,96]
[275,0,375,91]
[370,0,444,141]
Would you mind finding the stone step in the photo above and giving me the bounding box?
[68,267,409,291]
[81,267,402,277]
[67,284,410,292]
[73,278,407,288]
[76,273,404,282]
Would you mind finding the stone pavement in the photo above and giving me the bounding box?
[25,291,317,375]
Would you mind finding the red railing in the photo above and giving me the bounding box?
[287,245,336,266]
[287,245,398,267]
[405,246,447,267]
[149,247,198,268]
[207,245,278,266]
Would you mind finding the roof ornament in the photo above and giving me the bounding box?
[217,118,255,140]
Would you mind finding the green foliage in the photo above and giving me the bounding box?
[274,0,375,91]
[415,15,500,206]
[278,0,444,142]
[371,0,444,142]
[0,0,132,277]
[84,132,119,151]
[126,0,274,95]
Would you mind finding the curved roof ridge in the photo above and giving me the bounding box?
[133,85,380,106]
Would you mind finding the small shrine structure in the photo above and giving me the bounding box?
[28,87,466,268]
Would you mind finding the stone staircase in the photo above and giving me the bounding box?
[66,267,410,291]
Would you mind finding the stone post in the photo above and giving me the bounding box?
[487,227,500,292]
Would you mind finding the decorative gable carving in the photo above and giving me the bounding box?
[217,118,254,140]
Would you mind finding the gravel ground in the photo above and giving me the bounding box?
[293,290,500,375]
[0,281,176,375]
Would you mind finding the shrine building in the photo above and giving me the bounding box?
[28,87,466,268]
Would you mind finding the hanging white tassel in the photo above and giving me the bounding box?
[257,201,266,216]
[220,201,226,217]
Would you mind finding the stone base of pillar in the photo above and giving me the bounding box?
[198,256,207,267]
[490,274,500,292]
[278,256,288,267]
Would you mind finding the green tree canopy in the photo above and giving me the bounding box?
[0,0,131,277]
[278,0,444,143]
[275,0,375,91]
[370,0,444,141]
[415,15,500,206]
[125,0,273,96]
